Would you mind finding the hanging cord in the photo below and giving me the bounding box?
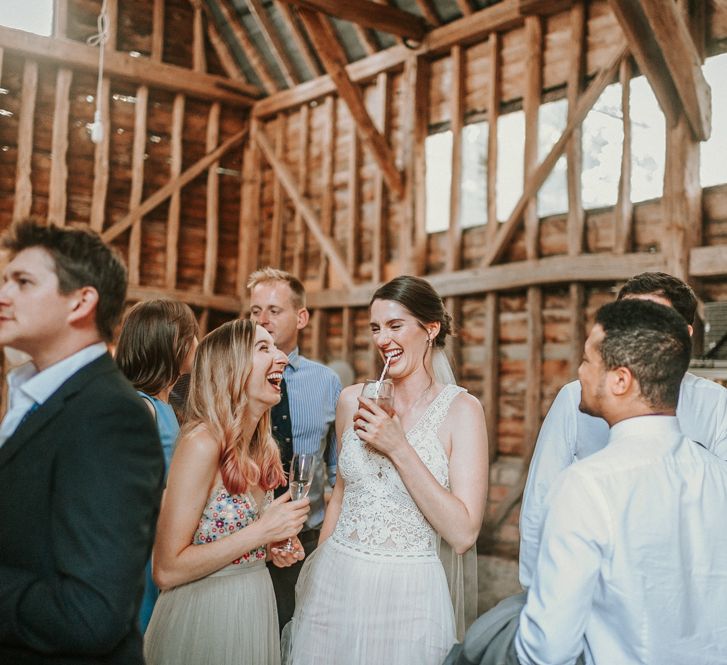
[87,0,109,144]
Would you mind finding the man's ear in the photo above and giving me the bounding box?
[687,324,694,338]
[296,307,310,331]
[67,286,99,326]
[607,366,633,397]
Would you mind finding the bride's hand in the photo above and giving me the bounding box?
[354,397,407,458]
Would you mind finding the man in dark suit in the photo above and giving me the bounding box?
[0,220,164,664]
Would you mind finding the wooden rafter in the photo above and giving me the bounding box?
[297,8,405,199]
[101,128,248,243]
[0,25,260,105]
[606,0,680,130]
[48,68,72,226]
[275,0,322,77]
[12,60,37,223]
[414,0,441,26]
[254,126,355,290]
[214,0,279,94]
[246,0,300,87]
[482,43,627,267]
[639,0,710,140]
[609,0,710,140]
[284,0,427,41]
[206,17,246,80]
[454,0,475,16]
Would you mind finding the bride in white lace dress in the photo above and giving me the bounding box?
[284,276,489,665]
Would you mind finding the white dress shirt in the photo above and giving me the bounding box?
[516,416,727,665]
[0,343,107,448]
[519,372,727,588]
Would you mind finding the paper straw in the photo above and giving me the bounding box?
[375,356,391,396]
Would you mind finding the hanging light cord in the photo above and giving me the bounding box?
[87,0,109,144]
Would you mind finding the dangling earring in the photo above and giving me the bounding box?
[427,336,433,348]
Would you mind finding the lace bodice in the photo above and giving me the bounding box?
[332,384,465,556]
[193,485,272,566]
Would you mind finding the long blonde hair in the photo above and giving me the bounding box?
[183,319,284,494]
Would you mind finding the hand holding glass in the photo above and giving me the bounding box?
[359,379,395,416]
[280,452,316,553]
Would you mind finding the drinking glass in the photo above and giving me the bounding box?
[280,452,316,553]
[360,378,395,416]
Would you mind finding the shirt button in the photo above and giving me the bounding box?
[273,425,278,431]
[282,415,288,420]
[285,437,291,443]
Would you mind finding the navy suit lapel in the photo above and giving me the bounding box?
[0,353,116,469]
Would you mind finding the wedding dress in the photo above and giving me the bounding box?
[284,383,465,665]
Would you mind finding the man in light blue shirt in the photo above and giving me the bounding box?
[519,272,727,589]
[248,267,342,630]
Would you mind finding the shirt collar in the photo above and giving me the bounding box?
[10,342,108,406]
[286,347,301,371]
[608,414,681,446]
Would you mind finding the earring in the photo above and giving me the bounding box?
[427,336,433,347]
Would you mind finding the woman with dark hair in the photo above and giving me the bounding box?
[116,299,199,631]
[285,276,489,665]
[143,319,310,665]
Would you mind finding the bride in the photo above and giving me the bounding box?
[284,275,489,665]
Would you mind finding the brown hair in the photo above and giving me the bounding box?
[247,267,306,309]
[1,219,127,342]
[183,319,284,495]
[116,300,199,395]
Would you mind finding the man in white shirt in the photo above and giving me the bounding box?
[0,220,164,664]
[515,298,727,665]
[519,272,727,589]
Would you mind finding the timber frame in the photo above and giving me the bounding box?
[1,0,727,555]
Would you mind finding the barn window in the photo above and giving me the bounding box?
[538,98,568,217]
[630,75,665,203]
[701,52,727,188]
[459,121,488,229]
[497,110,525,221]
[0,0,53,36]
[425,130,453,234]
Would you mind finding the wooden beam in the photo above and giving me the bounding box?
[607,0,680,129]
[448,45,465,273]
[639,0,711,140]
[690,246,727,277]
[247,0,300,87]
[216,0,279,95]
[487,32,500,232]
[206,16,246,81]
[293,104,310,277]
[128,85,149,286]
[165,93,184,290]
[128,285,240,312]
[614,57,633,254]
[0,25,260,105]
[298,9,405,199]
[12,60,37,223]
[517,0,574,15]
[152,0,165,61]
[523,15,542,260]
[566,0,585,256]
[283,0,427,41]
[372,72,390,283]
[524,286,543,460]
[569,282,584,378]
[48,67,72,226]
[347,118,361,276]
[306,251,668,308]
[454,0,475,16]
[270,115,286,268]
[482,44,626,267]
[254,127,355,290]
[102,128,248,242]
[89,77,110,232]
[54,0,69,38]
[414,0,441,26]
[483,292,499,463]
[275,1,322,77]
[253,0,526,117]
[319,96,336,288]
[192,3,207,72]
[410,57,429,275]
[238,119,261,306]
[203,103,220,295]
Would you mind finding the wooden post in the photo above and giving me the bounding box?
[152,0,165,61]
[293,105,310,278]
[166,93,185,290]
[128,85,149,286]
[193,2,207,72]
[48,68,73,226]
[319,97,336,289]
[614,57,633,254]
[347,118,361,279]
[89,77,111,232]
[372,72,390,283]
[270,115,286,268]
[203,102,221,296]
[12,61,38,223]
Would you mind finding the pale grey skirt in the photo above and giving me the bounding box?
[144,559,280,665]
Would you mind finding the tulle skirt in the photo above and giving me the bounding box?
[284,537,456,665]
[144,559,280,665]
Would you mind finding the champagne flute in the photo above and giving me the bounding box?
[360,378,395,416]
[280,452,316,553]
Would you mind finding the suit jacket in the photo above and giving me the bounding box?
[0,353,165,664]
